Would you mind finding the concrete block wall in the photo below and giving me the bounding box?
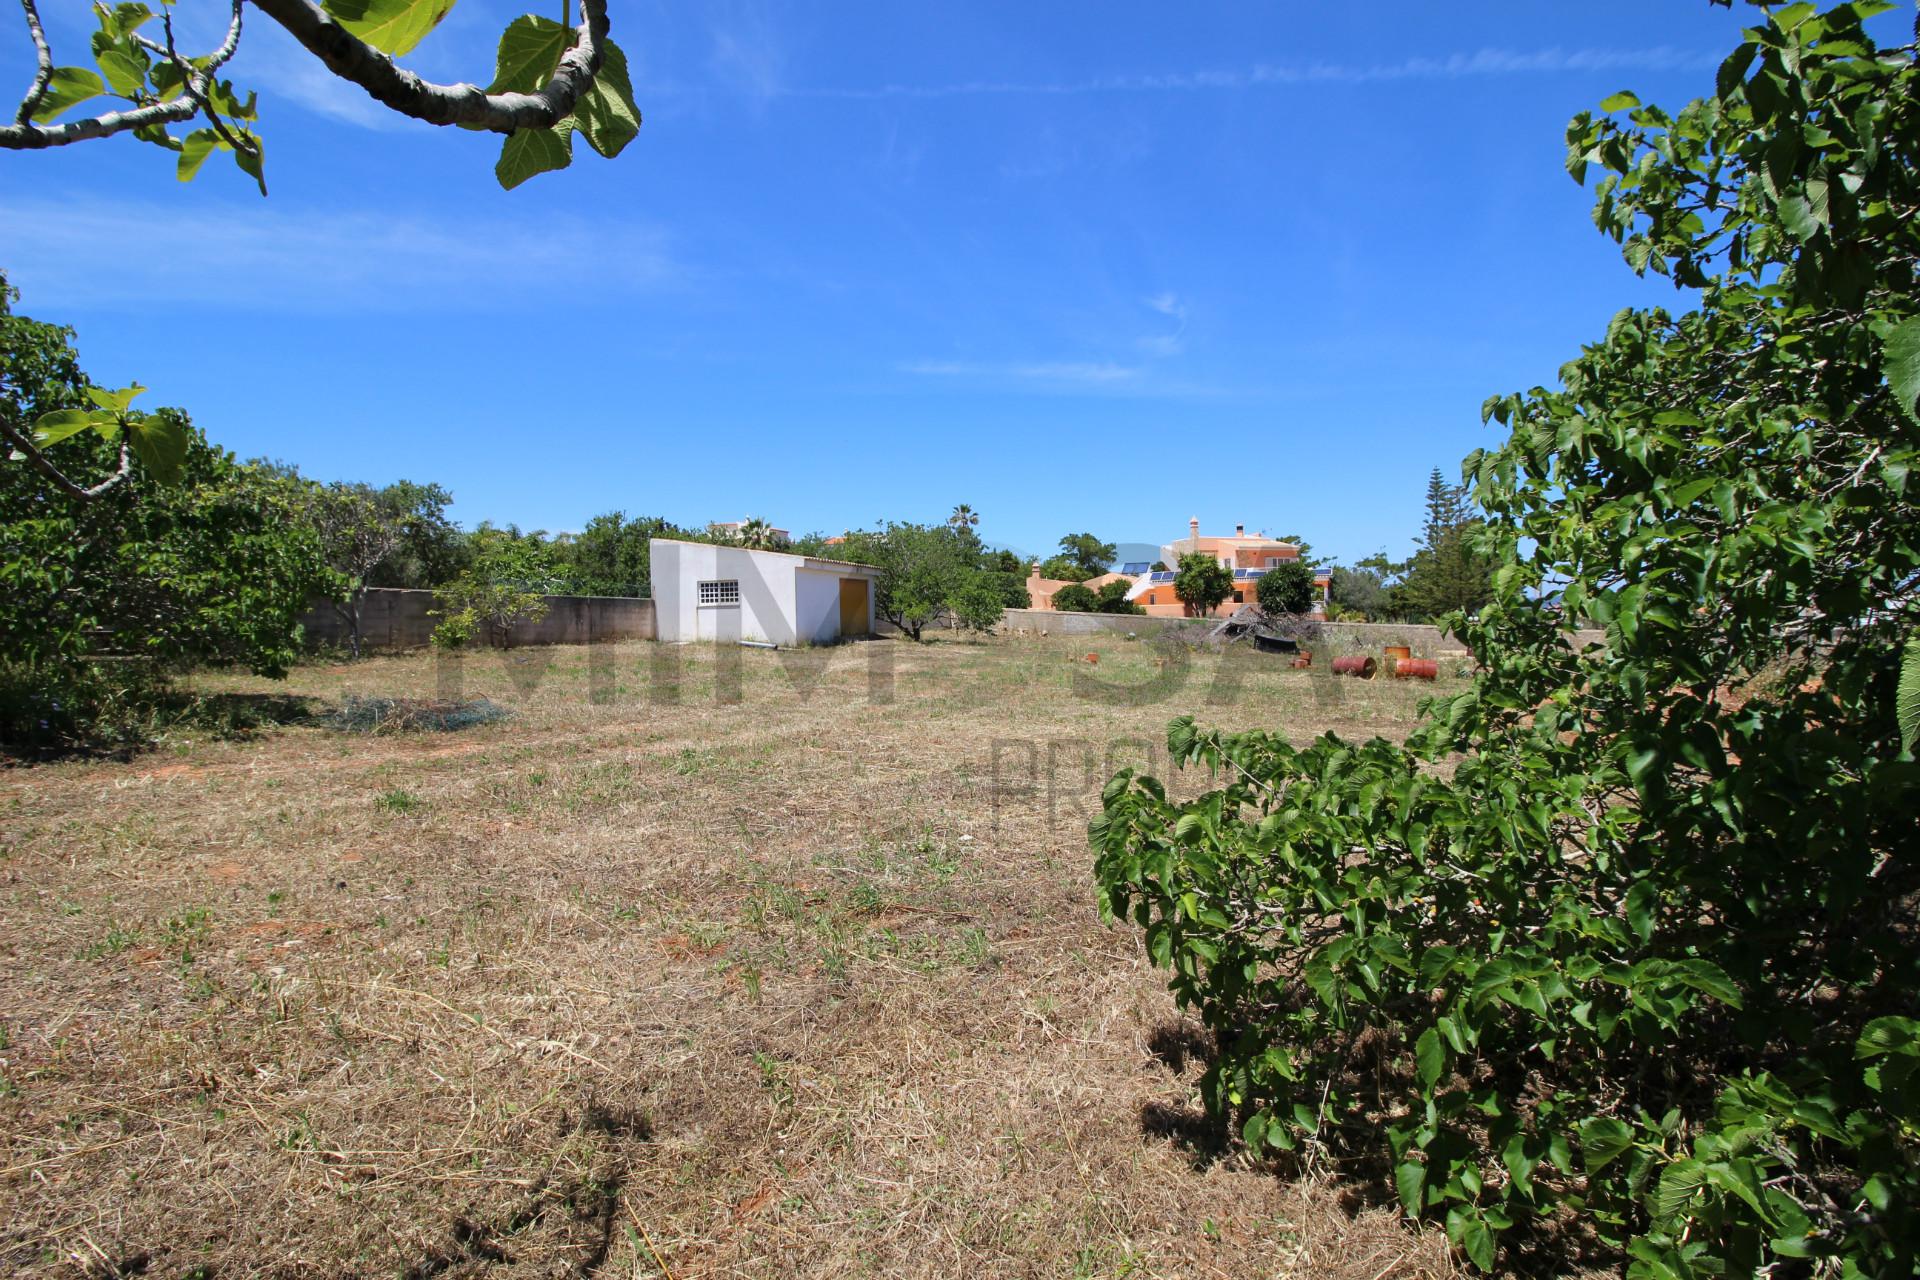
[995,608,1603,655]
[301,588,655,650]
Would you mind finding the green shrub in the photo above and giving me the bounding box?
[429,607,478,650]
[1094,7,1920,1275]
[1254,562,1314,615]
[0,659,161,755]
[1050,582,1099,613]
[1094,578,1144,615]
[428,526,557,647]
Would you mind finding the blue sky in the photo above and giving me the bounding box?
[0,2,1799,564]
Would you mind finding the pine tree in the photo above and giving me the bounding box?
[1401,467,1493,621]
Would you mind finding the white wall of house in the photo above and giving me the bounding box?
[650,539,876,645]
[793,568,844,644]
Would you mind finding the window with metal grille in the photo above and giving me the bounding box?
[697,579,740,606]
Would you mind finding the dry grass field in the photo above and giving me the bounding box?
[1,634,1464,1279]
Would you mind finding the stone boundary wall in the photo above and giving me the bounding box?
[996,608,1603,655]
[301,588,655,650]
[303,595,1596,657]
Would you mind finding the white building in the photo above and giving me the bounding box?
[650,538,881,645]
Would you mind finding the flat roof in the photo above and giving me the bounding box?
[650,536,882,575]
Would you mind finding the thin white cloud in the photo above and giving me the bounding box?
[909,293,1194,388]
[897,358,1234,400]
[1136,292,1187,357]
[794,46,1716,101]
[246,45,414,131]
[902,359,1141,384]
[0,196,681,312]
[707,1,787,106]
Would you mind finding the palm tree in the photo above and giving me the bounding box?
[737,517,782,550]
[949,503,979,530]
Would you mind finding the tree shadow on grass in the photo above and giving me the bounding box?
[177,691,324,735]
[1137,1017,1230,1168]
[1133,1016,1610,1277]
[0,687,326,763]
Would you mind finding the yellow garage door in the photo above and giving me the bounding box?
[838,577,869,637]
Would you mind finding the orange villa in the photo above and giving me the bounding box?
[1132,518,1331,617]
[1022,567,1132,611]
[1027,518,1329,618]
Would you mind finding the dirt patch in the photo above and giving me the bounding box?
[133,762,207,782]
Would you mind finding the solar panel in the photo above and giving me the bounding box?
[1149,571,1176,582]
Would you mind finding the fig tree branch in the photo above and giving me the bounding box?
[246,0,608,132]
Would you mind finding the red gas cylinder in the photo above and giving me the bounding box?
[1332,656,1377,679]
[1394,658,1439,680]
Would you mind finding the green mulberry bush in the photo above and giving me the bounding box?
[1094,4,1920,1274]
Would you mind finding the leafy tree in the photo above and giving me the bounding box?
[982,570,1031,611]
[784,530,837,557]
[990,548,1025,575]
[1328,558,1403,621]
[365,480,463,588]
[1,281,327,746]
[565,510,672,597]
[838,522,1004,640]
[1057,532,1117,578]
[1,0,640,192]
[1399,468,1494,621]
[0,268,187,502]
[1255,561,1316,615]
[430,524,563,647]
[1903,635,1920,751]
[1050,582,1099,613]
[1037,554,1095,582]
[949,503,979,530]
[1172,552,1232,617]
[306,479,457,654]
[1095,7,1920,1275]
[948,574,1007,633]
